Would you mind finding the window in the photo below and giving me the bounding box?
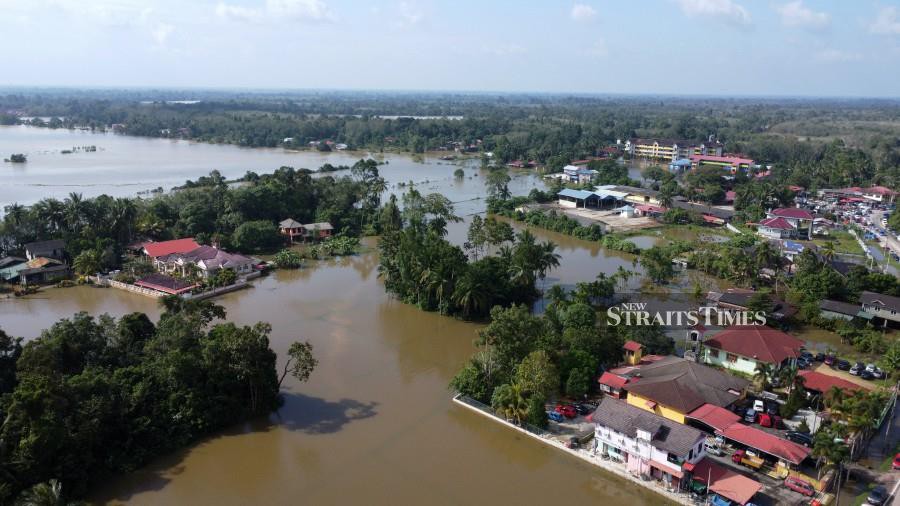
[727,353,738,363]
[719,349,725,359]
[688,449,693,460]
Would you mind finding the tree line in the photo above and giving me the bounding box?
[0,297,317,504]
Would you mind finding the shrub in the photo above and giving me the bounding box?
[274,249,303,269]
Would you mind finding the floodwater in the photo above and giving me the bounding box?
[0,128,673,505]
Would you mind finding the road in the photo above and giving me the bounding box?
[858,209,899,276]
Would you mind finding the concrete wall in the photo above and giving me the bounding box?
[702,346,758,375]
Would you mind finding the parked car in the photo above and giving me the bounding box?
[786,431,813,447]
[766,402,780,416]
[555,404,578,419]
[704,440,724,457]
[837,359,851,371]
[797,358,810,369]
[800,351,814,362]
[861,370,875,381]
[753,399,765,412]
[867,363,877,373]
[893,453,900,470]
[566,437,580,449]
[574,404,593,416]
[814,353,825,362]
[824,355,835,366]
[784,476,815,497]
[867,485,889,505]
[744,408,757,423]
[547,411,564,423]
[850,362,864,376]
[873,368,885,379]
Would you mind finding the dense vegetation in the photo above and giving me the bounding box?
[0,298,317,504]
[4,90,899,189]
[451,279,670,422]
[0,159,386,267]
[377,187,560,319]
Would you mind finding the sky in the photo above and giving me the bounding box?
[1,0,900,97]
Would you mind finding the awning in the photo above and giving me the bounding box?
[649,460,683,479]
[687,403,741,432]
[718,423,811,465]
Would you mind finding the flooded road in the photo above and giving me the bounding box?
[0,127,675,505]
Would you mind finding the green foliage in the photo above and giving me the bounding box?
[231,220,280,253]
[501,209,604,242]
[640,245,676,284]
[0,300,306,502]
[514,350,558,399]
[526,393,549,429]
[565,368,591,398]
[601,235,640,255]
[273,249,303,269]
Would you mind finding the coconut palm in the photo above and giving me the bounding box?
[753,362,773,392]
[15,479,65,506]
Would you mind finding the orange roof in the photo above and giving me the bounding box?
[143,238,200,258]
[691,458,762,505]
[798,370,870,393]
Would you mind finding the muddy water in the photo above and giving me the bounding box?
[0,129,673,505]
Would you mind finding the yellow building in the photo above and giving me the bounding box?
[625,390,687,424]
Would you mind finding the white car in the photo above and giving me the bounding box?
[866,363,877,373]
[753,399,765,412]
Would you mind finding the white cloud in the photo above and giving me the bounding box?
[815,49,862,63]
[481,43,526,56]
[585,39,608,58]
[775,1,828,29]
[674,0,750,25]
[215,0,334,23]
[871,6,900,35]
[570,4,597,21]
[151,22,174,46]
[398,1,424,26]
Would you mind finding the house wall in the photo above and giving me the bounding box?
[862,303,900,323]
[820,309,855,321]
[701,346,759,375]
[558,198,577,208]
[625,391,686,424]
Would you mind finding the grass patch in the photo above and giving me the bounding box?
[814,230,864,256]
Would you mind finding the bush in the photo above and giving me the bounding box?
[274,249,303,269]
[526,393,548,429]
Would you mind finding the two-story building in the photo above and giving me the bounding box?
[758,208,814,240]
[592,397,707,491]
[24,239,66,262]
[860,291,900,327]
[701,325,804,375]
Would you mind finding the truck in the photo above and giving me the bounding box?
[732,449,764,470]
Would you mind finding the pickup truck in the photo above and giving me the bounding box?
[732,449,764,470]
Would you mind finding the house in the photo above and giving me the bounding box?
[668,158,692,173]
[701,325,804,375]
[557,189,620,210]
[861,186,897,204]
[797,370,870,395]
[763,208,814,240]
[617,205,636,218]
[279,218,305,243]
[756,217,795,240]
[708,289,797,321]
[156,246,254,280]
[592,397,707,491]
[598,371,630,399]
[670,197,735,223]
[18,257,70,286]
[24,239,66,261]
[621,356,749,424]
[302,222,334,240]
[562,165,597,184]
[624,340,643,366]
[859,291,900,326]
[142,238,201,259]
[689,154,754,174]
[0,256,28,283]
[635,204,666,218]
[819,299,872,322]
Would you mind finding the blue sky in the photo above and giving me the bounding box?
[1,0,900,97]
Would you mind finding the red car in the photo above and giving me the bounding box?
[555,404,578,419]
[893,453,900,470]
[784,476,815,497]
[758,413,784,429]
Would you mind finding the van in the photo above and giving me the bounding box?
[744,408,757,423]
[753,399,765,412]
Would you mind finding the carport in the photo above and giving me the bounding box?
[687,457,762,506]
[717,423,811,467]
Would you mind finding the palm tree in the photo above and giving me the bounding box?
[820,242,836,264]
[823,386,844,413]
[452,274,491,319]
[15,479,65,506]
[778,365,798,393]
[753,362,773,392]
[491,382,529,424]
[72,249,102,276]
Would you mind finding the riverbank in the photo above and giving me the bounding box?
[451,394,685,506]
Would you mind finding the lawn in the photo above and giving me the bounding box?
[813,230,864,256]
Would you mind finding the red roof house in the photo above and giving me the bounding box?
[770,208,814,220]
[143,238,201,258]
[689,458,762,505]
[798,370,870,394]
[758,217,794,230]
[702,325,804,368]
[623,340,643,352]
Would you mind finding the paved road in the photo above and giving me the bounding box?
[858,210,899,276]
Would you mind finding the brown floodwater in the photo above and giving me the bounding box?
[0,135,677,505]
